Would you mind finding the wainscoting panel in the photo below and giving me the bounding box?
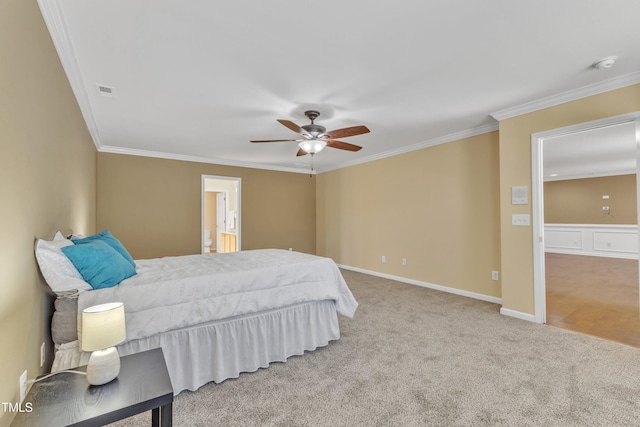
[545,224,638,259]
[544,229,582,250]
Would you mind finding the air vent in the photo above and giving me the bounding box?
[96,84,115,98]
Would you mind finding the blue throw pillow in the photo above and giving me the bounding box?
[72,230,136,269]
[61,240,137,289]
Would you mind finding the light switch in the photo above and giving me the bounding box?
[512,214,530,226]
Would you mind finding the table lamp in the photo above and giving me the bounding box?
[81,302,126,386]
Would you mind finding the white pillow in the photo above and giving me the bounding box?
[35,233,92,293]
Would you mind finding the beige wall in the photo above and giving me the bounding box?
[544,175,637,224]
[498,84,640,315]
[97,153,316,259]
[0,1,96,425]
[317,132,501,298]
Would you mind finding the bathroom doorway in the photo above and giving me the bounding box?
[201,175,241,254]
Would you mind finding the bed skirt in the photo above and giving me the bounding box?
[52,300,340,394]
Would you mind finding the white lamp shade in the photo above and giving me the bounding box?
[81,302,126,352]
[298,139,327,154]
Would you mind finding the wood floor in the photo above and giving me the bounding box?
[545,253,640,347]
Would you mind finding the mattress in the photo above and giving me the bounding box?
[74,249,358,347]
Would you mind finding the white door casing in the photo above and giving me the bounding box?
[531,111,640,324]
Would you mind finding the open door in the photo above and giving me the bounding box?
[201,175,241,254]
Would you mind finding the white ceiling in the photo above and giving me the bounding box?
[543,122,637,182]
[38,0,640,174]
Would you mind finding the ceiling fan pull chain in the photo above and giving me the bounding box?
[310,153,315,178]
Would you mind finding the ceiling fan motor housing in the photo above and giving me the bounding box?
[301,123,326,137]
[302,111,325,137]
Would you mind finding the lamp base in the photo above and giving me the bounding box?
[86,347,121,386]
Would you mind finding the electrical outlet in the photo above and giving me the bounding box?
[381,255,386,263]
[492,271,499,281]
[288,248,292,251]
[19,370,27,403]
[40,342,45,367]
[402,258,407,266]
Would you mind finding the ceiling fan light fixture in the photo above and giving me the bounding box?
[298,139,327,154]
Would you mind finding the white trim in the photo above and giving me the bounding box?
[318,123,499,173]
[531,111,640,325]
[499,308,536,323]
[544,223,638,229]
[532,128,546,324]
[636,118,640,308]
[545,249,637,260]
[99,124,500,175]
[544,168,636,182]
[101,145,312,175]
[491,71,640,121]
[37,0,102,150]
[336,264,502,305]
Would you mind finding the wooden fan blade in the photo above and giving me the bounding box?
[277,119,306,135]
[250,139,299,143]
[296,148,308,157]
[326,140,362,152]
[325,125,370,139]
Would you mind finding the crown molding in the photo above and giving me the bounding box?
[490,71,640,121]
[37,0,102,150]
[98,145,313,174]
[544,169,636,182]
[316,122,499,173]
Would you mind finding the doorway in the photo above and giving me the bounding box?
[201,175,241,254]
[531,112,640,336]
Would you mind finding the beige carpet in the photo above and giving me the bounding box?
[111,269,640,426]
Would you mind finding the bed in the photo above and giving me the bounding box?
[35,231,358,394]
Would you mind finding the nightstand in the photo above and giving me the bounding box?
[11,348,173,427]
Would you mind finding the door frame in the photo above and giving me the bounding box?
[214,191,227,251]
[531,111,640,324]
[201,175,242,254]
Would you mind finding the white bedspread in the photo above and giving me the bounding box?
[77,249,357,346]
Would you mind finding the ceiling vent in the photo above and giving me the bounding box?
[593,56,617,70]
[96,84,115,98]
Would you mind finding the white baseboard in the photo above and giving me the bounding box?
[545,248,638,260]
[337,264,502,305]
[499,307,537,323]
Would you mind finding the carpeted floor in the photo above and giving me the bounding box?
[110,269,640,426]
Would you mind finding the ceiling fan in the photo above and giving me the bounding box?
[251,110,370,157]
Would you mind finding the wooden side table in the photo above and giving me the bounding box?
[11,348,173,427]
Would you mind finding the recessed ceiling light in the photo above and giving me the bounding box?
[550,173,558,177]
[593,56,617,70]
